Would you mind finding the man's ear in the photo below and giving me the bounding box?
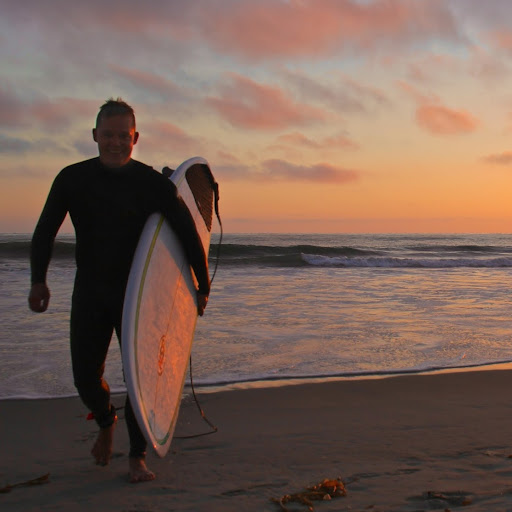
[92,128,98,142]
[133,131,139,145]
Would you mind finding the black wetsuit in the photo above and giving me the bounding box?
[31,157,210,457]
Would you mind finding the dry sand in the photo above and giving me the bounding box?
[3,369,512,511]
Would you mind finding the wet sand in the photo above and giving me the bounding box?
[2,370,512,511]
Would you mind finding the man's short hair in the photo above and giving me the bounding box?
[96,98,136,129]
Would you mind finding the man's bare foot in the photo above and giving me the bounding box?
[129,457,156,483]
[91,421,116,466]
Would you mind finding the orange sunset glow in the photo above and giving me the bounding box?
[3,0,512,234]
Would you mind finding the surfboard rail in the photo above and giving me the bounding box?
[121,157,216,457]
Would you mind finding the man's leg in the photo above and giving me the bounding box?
[70,285,116,465]
[115,322,155,482]
[124,398,155,482]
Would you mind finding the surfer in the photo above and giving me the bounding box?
[28,98,210,483]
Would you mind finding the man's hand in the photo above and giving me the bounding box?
[197,292,209,316]
[28,283,50,312]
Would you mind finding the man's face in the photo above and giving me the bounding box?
[93,114,139,168]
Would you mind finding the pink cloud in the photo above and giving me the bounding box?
[416,104,479,135]
[398,81,479,135]
[263,159,359,184]
[0,87,95,132]
[207,73,328,130]
[481,151,512,165]
[30,98,95,132]
[141,120,197,153]
[3,1,460,63]
[489,29,512,53]
[199,0,459,60]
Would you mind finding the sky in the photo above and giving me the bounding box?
[3,0,512,234]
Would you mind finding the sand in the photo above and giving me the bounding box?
[2,369,512,511]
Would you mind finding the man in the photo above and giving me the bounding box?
[28,98,210,483]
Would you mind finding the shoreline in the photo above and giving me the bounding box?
[191,359,512,393]
[4,360,512,401]
[3,369,512,511]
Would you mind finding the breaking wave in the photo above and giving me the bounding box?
[3,236,512,268]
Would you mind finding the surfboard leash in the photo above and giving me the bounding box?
[176,177,223,439]
[209,179,222,285]
[175,356,218,439]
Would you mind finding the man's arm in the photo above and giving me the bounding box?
[172,193,211,294]
[29,173,69,312]
[160,181,211,311]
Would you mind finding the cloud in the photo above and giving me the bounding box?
[0,134,76,161]
[2,1,185,35]
[212,155,360,184]
[282,69,390,116]
[0,134,32,154]
[3,1,462,62]
[262,159,359,183]
[416,104,479,135]
[398,81,479,135]
[30,98,95,132]
[138,120,200,155]
[0,86,95,133]
[198,0,460,60]
[487,29,512,59]
[481,151,512,165]
[206,73,328,130]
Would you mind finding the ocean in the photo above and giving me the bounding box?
[2,232,512,400]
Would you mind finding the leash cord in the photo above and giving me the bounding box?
[176,179,222,439]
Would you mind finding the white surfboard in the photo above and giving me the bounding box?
[121,157,216,457]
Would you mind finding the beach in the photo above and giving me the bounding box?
[3,369,512,511]
[4,233,512,510]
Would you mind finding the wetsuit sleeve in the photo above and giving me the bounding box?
[30,172,69,284]
[161,181,211,295]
